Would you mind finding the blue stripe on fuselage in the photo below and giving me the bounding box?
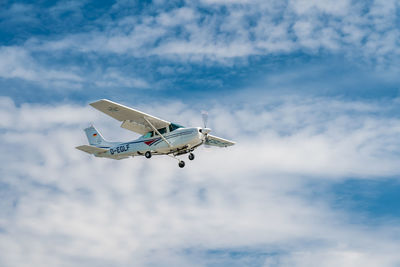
[116,130,194,147]
[150,130,194,146]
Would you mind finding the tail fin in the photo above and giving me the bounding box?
[84,125,110,147]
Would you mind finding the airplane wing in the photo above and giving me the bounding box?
[89,99,170,135]
[76,145,108,155]
[205,134,235,147]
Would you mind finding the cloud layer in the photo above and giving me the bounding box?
[27,0,400,62]
[1,96,400,266]
[1,0,399,94]
[1,1,400,265]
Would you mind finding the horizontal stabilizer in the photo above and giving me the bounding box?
[114,156,130,160]
[76,145,108,155]
[205,135,235,147]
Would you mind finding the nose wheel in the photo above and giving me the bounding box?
[188,153,195,160]
[145,151,152,159]
[168,154,188,168]
[178,161,185,168]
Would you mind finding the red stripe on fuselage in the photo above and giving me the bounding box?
[144,139,158,146]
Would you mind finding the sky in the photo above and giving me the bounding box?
[1,0,400,266]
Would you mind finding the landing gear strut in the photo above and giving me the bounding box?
[145,151,152,159]
[178,161,185,168]
[188,153,195,160]
[168,154,186,168]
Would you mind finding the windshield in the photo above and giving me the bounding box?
[169,123,183,132]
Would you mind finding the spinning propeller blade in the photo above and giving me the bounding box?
[200,111,212,147]
[201,111,208,128]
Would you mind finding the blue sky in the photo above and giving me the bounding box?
[1,0,400,266]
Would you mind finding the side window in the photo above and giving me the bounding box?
[143,132,153,138]
[158,127,167,135]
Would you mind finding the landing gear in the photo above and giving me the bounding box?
[145,151,152,159]
[178,161,185,168]
[188,153,195,161]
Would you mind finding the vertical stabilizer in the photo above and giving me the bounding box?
[84,126,110,147]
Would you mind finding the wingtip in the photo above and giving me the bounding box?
[89,100,98,107]
[89,99,104,106]
[89,99,117,107]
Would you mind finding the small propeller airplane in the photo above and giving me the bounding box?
[76,99,235,168]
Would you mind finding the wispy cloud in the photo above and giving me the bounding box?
[0,45,152,91]
[1,0,399,98]
[23,0,400,65]
[0,3,38,26]
[0,46,83,88]
[93,68,150,89]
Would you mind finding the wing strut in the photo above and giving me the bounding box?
[144,117,172,148]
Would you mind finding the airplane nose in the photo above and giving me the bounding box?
[199,128,211,134]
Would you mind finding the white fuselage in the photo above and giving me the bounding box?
[103,127,203,159]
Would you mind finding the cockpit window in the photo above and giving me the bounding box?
[169,123,183,132]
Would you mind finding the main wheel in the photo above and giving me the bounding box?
[145,151,152,159]
[178,161,185,168]
[188,153,195,160]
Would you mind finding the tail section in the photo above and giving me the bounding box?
[84,125,115,147]
[77,126,125,159]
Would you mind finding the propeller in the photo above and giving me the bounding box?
[200,111,212,144]
[201,111,208,128]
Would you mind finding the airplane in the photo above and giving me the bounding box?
[76,99,235,168]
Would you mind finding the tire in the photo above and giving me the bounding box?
[178,161,185,168]
[188,153,195,160]
[145,151,152,159]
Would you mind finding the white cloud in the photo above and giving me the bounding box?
[19,0,399,66]
[94,69,150,88]
[1,96,400,266]
[265,248,400,267]
[157,7,196,27]
[0,3,38,25]
[289,0,350,16]
[0,45,153,90]
[1,0,398,89]
[0,46,83,88]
